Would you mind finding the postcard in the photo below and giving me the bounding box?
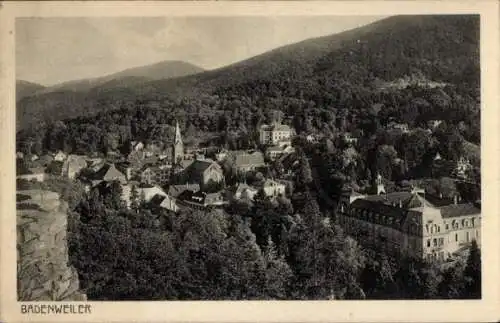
[0,1,499,322]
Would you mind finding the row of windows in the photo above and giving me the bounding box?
[445,218,477,230]
[349,208,398,227]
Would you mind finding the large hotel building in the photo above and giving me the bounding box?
[336,177,481,261]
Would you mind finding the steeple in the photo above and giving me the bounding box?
[172,120,184,164]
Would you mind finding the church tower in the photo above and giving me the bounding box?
[375,173,386,195]
[172,120,184,164]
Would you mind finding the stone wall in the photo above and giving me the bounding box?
[17,189,86,301]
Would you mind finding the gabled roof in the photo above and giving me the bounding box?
[91,163,126,183]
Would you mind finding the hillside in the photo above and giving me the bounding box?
[16,15,479,130]
[16,80,46,101]
[36,60,204,94]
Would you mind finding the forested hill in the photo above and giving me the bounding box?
[16,80,46,101]
[16,15,479,132]
[148,14,479,97]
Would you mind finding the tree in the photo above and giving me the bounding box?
[130,185,140,212]
[463,239,481,298]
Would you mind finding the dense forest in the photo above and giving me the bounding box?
[18,169,481,300]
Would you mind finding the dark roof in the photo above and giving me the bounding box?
[440,204,480,218]
[150,194,167,206]
[350,198,413,228]
[188,160,216,173]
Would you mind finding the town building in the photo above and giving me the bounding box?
[181,159,224,189]
[168,183,200,199]
[172,121,184,164]
[84,163,127,187]
[61,155,87,179]
[265,145,295,161]
[389,122,410,133]
[139,165,171,186]
[17,167,46,182]
[53,150,68,162]
[455,157,472,179]
[121,184,177,211]
[336,186,481,261]
[177,190,227,209]
[259,122,293,146]
[149,194,179,213]
[261,179,286,198]
[230,151,266,173]
[233,183,259,201]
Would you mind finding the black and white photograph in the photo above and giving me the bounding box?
[2,1,499,322]
[13,12,484,302]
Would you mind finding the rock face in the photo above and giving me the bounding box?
[17,190,86,301]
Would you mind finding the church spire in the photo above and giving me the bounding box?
[172,120,184,164]
[174,120,183,146]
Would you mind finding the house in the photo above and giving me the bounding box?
[259,122,293,146]
[150,194,179,212]
[61,155,87,179]
[53,150,67,162]
[261,179,286,198]
[131,141,145,152]
[306,134,318,143]
[215,149,229,162]
[343,132,359,145]
[121,184,171,208]
[389,122,410,133]
[336,188,481,261]
[139,165,171,186]
[456,157,472,179]
[17,167,46,182]
[230,151,266,173]
[181,159,224,188]
[177,190,227,209]
[266,146,285,160]
[168,183,200,198]
[29,154,39,162]
[233,183,259,201]
[86,163,127,187]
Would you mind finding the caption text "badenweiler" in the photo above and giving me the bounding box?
[21,304,92,315]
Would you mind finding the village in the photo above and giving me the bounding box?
[16,113,480,263]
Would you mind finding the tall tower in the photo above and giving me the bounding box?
[375,173,386,195]
[172,120,184,164]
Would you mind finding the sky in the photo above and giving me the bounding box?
[16,16,386,86]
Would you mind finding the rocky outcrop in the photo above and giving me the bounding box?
[17,190,86,301]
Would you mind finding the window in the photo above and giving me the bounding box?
[455,233,458,242]
[433,238,437,247]
[471,218,475,227]
[427,239,431,247]
[466,231,470,242]
[446,224,449,230]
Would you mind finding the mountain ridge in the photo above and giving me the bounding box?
[16,15,479,130]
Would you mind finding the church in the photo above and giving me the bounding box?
[336,175,481,261]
